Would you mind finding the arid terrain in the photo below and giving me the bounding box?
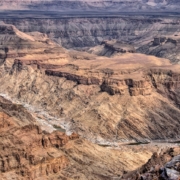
[0,21,180,179]
[0,2,180,178]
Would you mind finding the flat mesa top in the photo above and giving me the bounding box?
[43,52,180,81]
[70,53,172,70]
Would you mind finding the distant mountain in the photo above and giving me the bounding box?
[0,0,180,11]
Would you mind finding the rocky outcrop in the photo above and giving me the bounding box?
[101,40,135,53]
[138,35,180,63]
[124,147,180,180]
[0,95,79,180]
[88,40,135,57]
[153,37,167,46]
[45,69,152,96]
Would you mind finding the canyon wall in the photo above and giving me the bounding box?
[2,16,180,51]
[137,36,180,63]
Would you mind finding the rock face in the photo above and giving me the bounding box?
[2,15,180,49]
[0,0,180,11]
[124,147,180,180]
[138,35,180,63]
[0,95,77,179]
[88,40,135,57]
[1,22,180,143]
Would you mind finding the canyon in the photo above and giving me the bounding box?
[0,22,180,179]
[1,22,180,142]
[0,3,180,179]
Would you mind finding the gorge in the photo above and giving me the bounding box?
[0,1,180,179]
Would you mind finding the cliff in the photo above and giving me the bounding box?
[124,147,180,180]
[2,16,180,50]
[0,95,77,179]
[138,35,180,63]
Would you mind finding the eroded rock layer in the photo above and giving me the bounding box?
[88,40,135,57]
[124,147,180,180]
[138,35,180,63]
[0,95,77,179]
[2,16,180,50]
